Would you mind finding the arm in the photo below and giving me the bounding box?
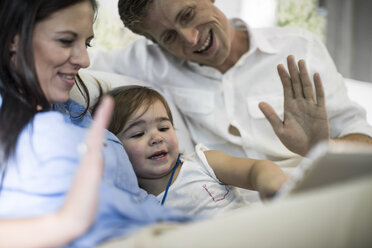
[0,96,114,248]
[334,133,372,145]
[204,150,289,199]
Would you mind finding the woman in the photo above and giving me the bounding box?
[0,0,188,247]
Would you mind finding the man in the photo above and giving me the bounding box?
[91,0,372,169]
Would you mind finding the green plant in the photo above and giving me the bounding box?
[277,0,326,41]
[92,6,140,50]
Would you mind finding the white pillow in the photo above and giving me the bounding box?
[345,78,372,126]
[70,69,195,154]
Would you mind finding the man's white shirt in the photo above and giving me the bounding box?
[89,19,372,169]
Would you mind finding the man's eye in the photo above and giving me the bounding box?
[182,8,194,22]
[164,31,176,44]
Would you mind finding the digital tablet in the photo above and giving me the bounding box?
[273,141,372,200]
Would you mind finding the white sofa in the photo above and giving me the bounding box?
[345,78,372,125]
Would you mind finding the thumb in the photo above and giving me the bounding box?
[258,102,283,134]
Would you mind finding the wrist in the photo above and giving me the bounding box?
[255,161,288,198]
[54,209,86,244]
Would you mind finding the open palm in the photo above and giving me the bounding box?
[259,55,330,156]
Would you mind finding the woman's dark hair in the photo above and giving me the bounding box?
[0,0,98,163]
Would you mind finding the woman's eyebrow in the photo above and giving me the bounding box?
[55,31,78,36]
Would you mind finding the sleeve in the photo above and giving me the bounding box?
[0,111,87,218]
[31,111,140,196]
[88,38,175,91]
[88,38,153,84]
[194,143,223,184]
[26,112,86,194]
[305,32,372,138]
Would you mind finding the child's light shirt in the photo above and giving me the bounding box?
[157,144,254,217]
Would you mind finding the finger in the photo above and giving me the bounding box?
[80,96,114,178]
[87,96,114,151]
[258,102,283,134]
[287,55,303,99]
[298,59,315,101]
[313,73,326,107]
[277,64,293,102]
[92,96,114,130]
[65,96,114,220]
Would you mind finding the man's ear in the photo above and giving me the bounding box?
[10,34,19,53]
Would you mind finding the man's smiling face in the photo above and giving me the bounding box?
[139,0,234,68]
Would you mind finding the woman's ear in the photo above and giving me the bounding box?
[10,34,19,53]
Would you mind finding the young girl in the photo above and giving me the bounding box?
[103,85,289,217]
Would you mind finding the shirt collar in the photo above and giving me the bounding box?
[231,18,278,55]
[52,99,91,127]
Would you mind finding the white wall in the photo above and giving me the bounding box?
[98,0,278,27]
[215,0,277,27]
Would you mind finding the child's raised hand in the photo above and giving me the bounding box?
[259,55,330,157]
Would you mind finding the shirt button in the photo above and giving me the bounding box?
[133,195,142,203]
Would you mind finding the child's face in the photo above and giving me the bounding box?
[120,100,179,180]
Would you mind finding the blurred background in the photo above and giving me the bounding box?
[93,0,372,83]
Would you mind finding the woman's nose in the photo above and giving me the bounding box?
[70,44,90,69]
